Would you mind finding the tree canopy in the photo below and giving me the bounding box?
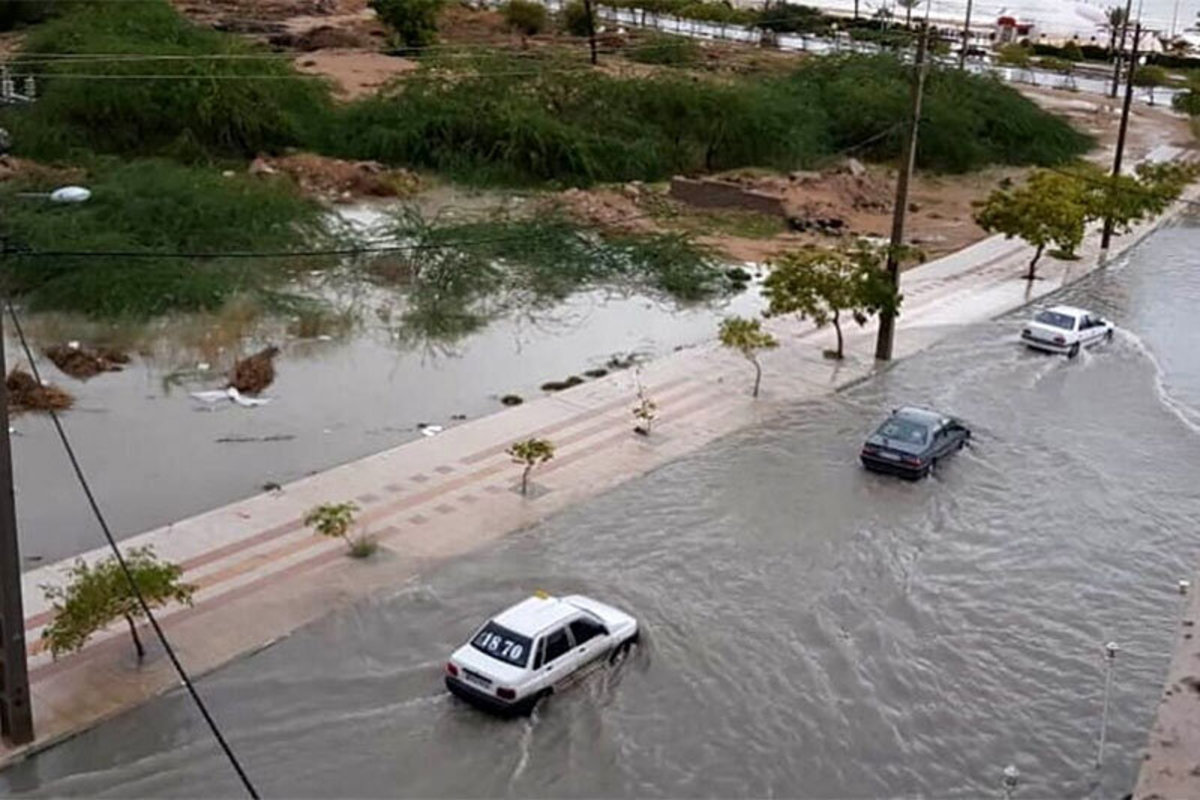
[763,242,901,360]
[41,546,194,661]
[718,316,778,397]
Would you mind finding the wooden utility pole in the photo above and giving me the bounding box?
[1110,0,1134,98]
[1102,22,1141,251]
[874,23,929,362]
[582,0,598,65]
[0,301,33,746]
[958,0,973,69]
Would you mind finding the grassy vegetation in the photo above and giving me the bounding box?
[0,160,341,316]
[320,53,1092,186]
[1,0,328,161]
[627,34,702,66]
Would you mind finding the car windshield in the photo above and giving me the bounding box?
[471,622,532,668]
[1034,310,1076,330]
[876,417,929,445]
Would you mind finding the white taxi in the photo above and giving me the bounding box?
[445,592,639,716]
[1021,304,1113,357]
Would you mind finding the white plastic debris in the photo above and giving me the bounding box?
[67,340,80,350]
[189,390,229,404]
[419,425,443,437]
[49,186,91,204]
[197,362,211,371]
[189,387,271,408]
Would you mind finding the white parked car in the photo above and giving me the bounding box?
[1021,305,1113,357]
[445,592,639,716]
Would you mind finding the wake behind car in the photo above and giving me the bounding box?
[860,407,970,480]
[445,592,639,716]
[1021,305,1113,357]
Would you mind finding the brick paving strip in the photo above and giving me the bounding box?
[2,180,1198,770]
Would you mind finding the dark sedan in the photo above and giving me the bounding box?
[860,407,971,480]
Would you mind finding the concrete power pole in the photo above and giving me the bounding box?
[0,302,33,746]
[958,0,974,69]
[1110,0,1135,99]
[875,23,929,362]
[1101,22,1141,251]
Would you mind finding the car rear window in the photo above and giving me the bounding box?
[1034,310,1076,330]
[877,418,929,445]
[471,622,532,668]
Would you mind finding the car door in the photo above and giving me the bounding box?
[1080,315,1102,344]
[568,615,612,671]
[533,625,576,691]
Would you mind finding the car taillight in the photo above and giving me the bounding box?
[862,444,878,454]
[1053,335,1066,344]
[446,662,459,677]
[900,456,923,466]
[496,687,516,700]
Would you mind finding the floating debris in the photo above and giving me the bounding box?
[229,346,279,395]
[500,394,524,406]
[7,368,73,413]
[45,343,129,380]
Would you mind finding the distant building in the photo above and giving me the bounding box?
[995,15,1037,44]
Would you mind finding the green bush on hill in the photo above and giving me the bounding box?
[627,33,701,66]
[0,0,330,161]
[0,160,340,316]
[319,53,1092,185]
[503,0,548,35]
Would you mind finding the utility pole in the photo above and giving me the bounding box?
[958,0,973,69]
[1110,0,1134,99]
[582,0,598,65]
[0,290,33,745]
[874,22,929,362]
[1101,21,1140,251]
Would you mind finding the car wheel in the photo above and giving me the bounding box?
[1068,342,1080,359]
[610,634,638,665]
[526,689,552,716]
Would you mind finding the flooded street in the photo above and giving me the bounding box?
[5,219,1200,798]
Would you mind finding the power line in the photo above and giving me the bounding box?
[1,302,261,799]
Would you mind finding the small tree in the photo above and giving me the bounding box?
[1061,40,1084,62]
[763,243,902,360]
[1133,64,1169,106]
[41,547,194,662]
[974,169,1089,280]
[1041,56,1076,90]
[370,0,445,51]
[507,438,555,495]
[503,0,548,36]
[562,0,593,38]
[305,501,375,557]
[718,316,778,398]
[1104,6,1129,57]
[631,380,657,435]
[996,43,1035,83]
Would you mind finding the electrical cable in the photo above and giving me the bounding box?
[2,301,261,800]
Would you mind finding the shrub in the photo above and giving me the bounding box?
[370,0,444,50]
[1,0,330,161]
[756,2,829,34]
[0,159,340,316]
[562,0,593,37]
[1173,90,1200,115]
[628,33,700,66]
[503,0,548,35]
[1061,40,1084,61]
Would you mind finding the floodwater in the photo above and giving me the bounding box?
[12,279,762,567]
[5,217,1200,798]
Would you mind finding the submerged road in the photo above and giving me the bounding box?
[4,218,1200,798]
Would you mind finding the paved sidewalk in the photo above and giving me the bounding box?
[2,184,1196,769]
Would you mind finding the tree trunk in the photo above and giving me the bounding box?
[521,464,531,495]
[124,613,145,661]
[854,0,859,20]
[905,5,913,26]
[752,357,762,398]
[1026,243,1044,281]
[833,309,845,360]
[1108,30,1117,58]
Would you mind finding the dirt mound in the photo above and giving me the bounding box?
[0,156,86,186]
[250,153,420,200]
[294,49,414,99]
[276,24,371,50]
[552,185,657,233]
[45,344,130,380]
[229,346,280,395]
[7,368,73,413]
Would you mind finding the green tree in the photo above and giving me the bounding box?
[1133,64,1169,105]
[563,0,594,38]
[507,438,555,495]
[370,0,444,50]
[503,0,548,36]
[995,42,1035,82]
[1041,56,1077,90]
[1104,5,1129,57]
[974,169,1089,279]
[1087,161,1200,236]
[1061,40,1084,62]
[718,316,777,398]
[304,501,375,557]
[41,547,194,661]
[763,243,901,360]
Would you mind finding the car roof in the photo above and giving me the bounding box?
[892,406,948,427]
[492,594,580,638]
[1043,305,1087,318]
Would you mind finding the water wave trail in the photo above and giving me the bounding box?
[1117,327,1200,437]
